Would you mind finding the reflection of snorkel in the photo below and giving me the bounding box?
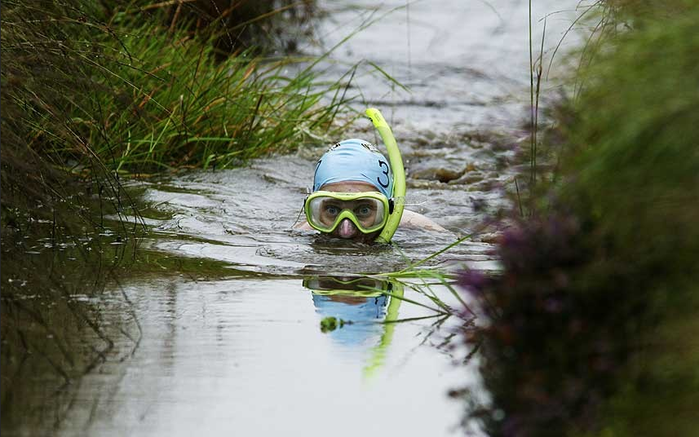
[303,275,403,377]
[365,108,406,243]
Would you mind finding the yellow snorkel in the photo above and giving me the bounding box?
[365,108,406,243]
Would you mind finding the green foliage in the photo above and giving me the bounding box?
[456,2,699,435]
[592,301,699,437]
[550,2,699,432]
[2,1,351,175]
[560,1,699,288]
[1,0,353,249]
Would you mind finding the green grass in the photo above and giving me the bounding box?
[562,4,699,434]
[1,0,357,245]
[585,302,699,437]
[449,1,699,435]
[2,1,354,175]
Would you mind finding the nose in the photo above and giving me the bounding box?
[337,218,358,239]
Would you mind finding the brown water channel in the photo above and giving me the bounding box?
[2,1,582,435]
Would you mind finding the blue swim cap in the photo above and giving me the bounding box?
[312,294,388,346]
[313,139,394,198]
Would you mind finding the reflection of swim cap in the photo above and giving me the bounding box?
[312,294,388,346]
[313,139,394,198]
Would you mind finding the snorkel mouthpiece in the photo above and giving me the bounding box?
[365,108,406,243]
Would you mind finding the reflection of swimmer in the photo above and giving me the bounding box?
[312,294,388,346]
[304,276,394,347]
[294,108,445,243]
[304,276,404,376]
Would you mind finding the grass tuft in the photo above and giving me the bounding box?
[453,1,699,435]
[1,0,356,245]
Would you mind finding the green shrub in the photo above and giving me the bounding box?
[456,2,699,435]
[1,0,354,240]
[2,1,351,174]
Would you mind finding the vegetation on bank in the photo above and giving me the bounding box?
[1,4,353,427]
[1,0,353,240]
[456,1,699,435]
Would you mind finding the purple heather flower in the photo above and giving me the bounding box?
[543,297,564,313]
[458,269,490,298]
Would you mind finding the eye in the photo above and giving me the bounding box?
[354,204,374,217]
[324,205,341,216]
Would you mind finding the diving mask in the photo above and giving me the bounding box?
[303,276,391,297]
[304,191,392,234]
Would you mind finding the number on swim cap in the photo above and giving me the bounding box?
[377,160,390,189]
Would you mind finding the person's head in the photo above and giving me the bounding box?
[305,139,394,241]
[304,275,390,346]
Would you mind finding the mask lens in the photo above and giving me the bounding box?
[306,195,386,233]
[306,277,385,291]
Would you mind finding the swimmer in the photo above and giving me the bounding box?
[295,108,446,243]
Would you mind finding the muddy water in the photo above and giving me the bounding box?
[2,1,582,436]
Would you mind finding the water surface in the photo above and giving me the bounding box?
[2,1,583,435]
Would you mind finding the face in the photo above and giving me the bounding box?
[320,182,383,241]
[318,198,379,228]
